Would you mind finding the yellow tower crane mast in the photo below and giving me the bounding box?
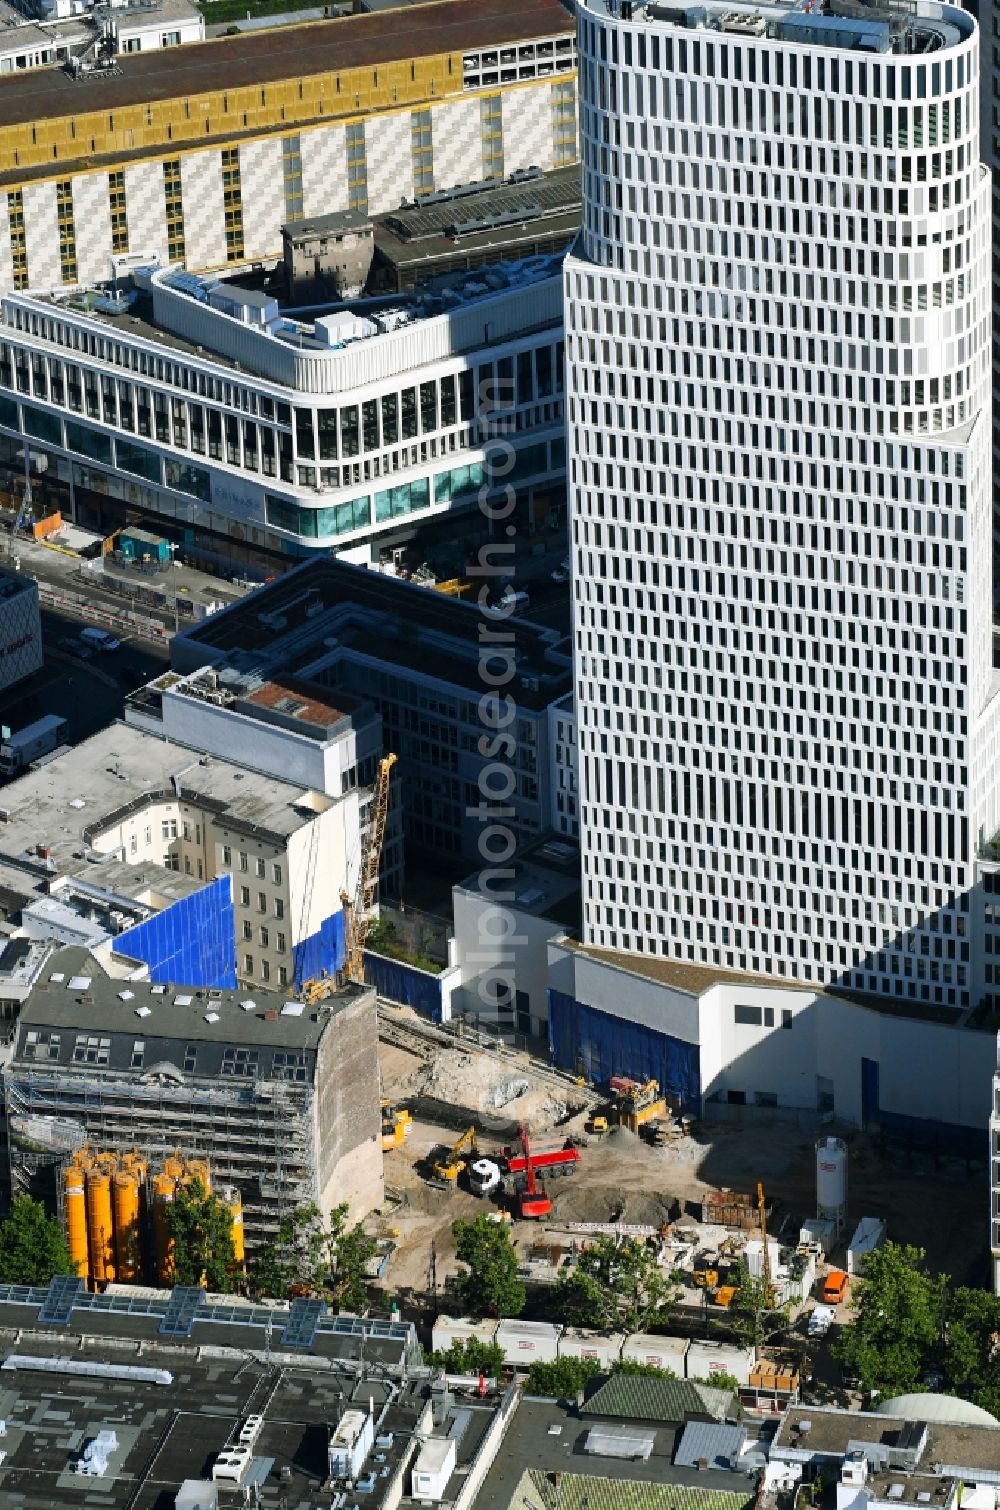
[341,752,397,985]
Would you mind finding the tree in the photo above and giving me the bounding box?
[0,1195,76,1285]
[525,1356,601,1398]
[727,1260,792,1352]
[452,1215,525,1318]
[611,1359,678,1378]
[942,1286,1000,1419]
[428,1337,507,1376]
[248,1202,376,1310]
[832,1243,947,1396]
[164,1177,237,1292]
[556,1236,681,1334]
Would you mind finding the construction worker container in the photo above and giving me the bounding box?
[686,1339,755,1387]
[621,1332,689,1374]
[431,1316,500,1355]
[495,1319,562,1366]
[112,1167,143,1282]
[558,1330,626,1368]
[63,1162,89,1282]
[85,1167,115,1286]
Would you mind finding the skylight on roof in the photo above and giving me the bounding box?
[174,994,193,1006]
[281,1001,304,1016]
[69,798,86,809]
[50,973,65,983]
[68,976,92,990]
[151,985,166,995]
[240,1000,256,1012]
[135,1006,151,1018]
[118,990,134,1001]
[204,1011,220,1023]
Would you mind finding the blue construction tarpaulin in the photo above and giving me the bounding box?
[548,990,700,1110]
[117,875,237,987]
[292,910,346,990]
[364,951,443,1022]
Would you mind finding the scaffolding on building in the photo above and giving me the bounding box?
[5,1068,317,1248]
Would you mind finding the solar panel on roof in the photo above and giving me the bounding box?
[38,1275,83,1326]
[282,1297,325,1348]
[158,1286,204,1338]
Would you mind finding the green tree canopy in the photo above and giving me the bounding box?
[429,1336,507,1376]
[942,1286,1000,1420]
[452,1215,526,1318]
[164,1177,237,1292]
[247,1202,375,1308]
[557,1236,681,1334]
[832,1242,947,1396]
[525,1356,601,1398]
[727,1259,792,1352]
[0,1195,76,1285]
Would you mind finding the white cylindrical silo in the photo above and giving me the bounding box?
[816,1137,848,1233]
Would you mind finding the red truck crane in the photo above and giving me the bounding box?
[514,1125,552,1220]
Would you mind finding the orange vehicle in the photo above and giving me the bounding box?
[822,1268,849,1306]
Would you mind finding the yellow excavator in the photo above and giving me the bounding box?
[432,1127,478,1184]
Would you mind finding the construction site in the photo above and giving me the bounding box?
[375,1005,988,1312]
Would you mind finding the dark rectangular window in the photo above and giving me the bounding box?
[734,1004,763,1026]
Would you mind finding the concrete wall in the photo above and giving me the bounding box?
[453,883,561,1035]
[314,987,383,1219]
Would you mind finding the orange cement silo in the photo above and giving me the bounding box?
[220,1184,245,1267]
[152,1170,177,1286]
[112,1166,143,1281]
[63,1161,89,1284]
[85,1166,116,1286]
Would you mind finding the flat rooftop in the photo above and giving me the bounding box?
[774,1407,1000,1475]
[0,1314,427,1508]
[0,0,573,129]
[173,558,572,711]
[459,833,580,928]
[16,943,367,1055]
[0,1280,419,1369]
[584,0,972,56]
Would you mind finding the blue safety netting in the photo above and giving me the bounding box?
[117,875,237,987]
[364,952,443,1022]
[548,990,701,1110]
[292,910,346,990]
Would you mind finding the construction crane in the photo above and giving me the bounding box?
[758,1180,776,1307]
[432,1126,478,1184]
[299,752,397,1003]
[341,752,397,985]
[515,1125,552,1220]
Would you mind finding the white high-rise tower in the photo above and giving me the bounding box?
[566,0,998,1010]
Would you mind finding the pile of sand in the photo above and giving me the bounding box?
[547,1183,679,1227]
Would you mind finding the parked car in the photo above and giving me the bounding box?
[822,1269,850,1306]
[58,636,92,660]
[79,625,121,652]
[807,1304,836,1337]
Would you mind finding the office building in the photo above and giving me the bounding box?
[565,0,995,1010]
[0,253,566,572]
[992,1037,1000,1292]
[0,0,575,290]
[0,714,378,992]
[0,564,42,692]
[6,944,383,1241]
[170,558,574,861]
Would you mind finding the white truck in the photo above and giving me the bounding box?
[0,715,69,777]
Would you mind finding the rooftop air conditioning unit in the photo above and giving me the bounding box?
[720,10,766,34]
